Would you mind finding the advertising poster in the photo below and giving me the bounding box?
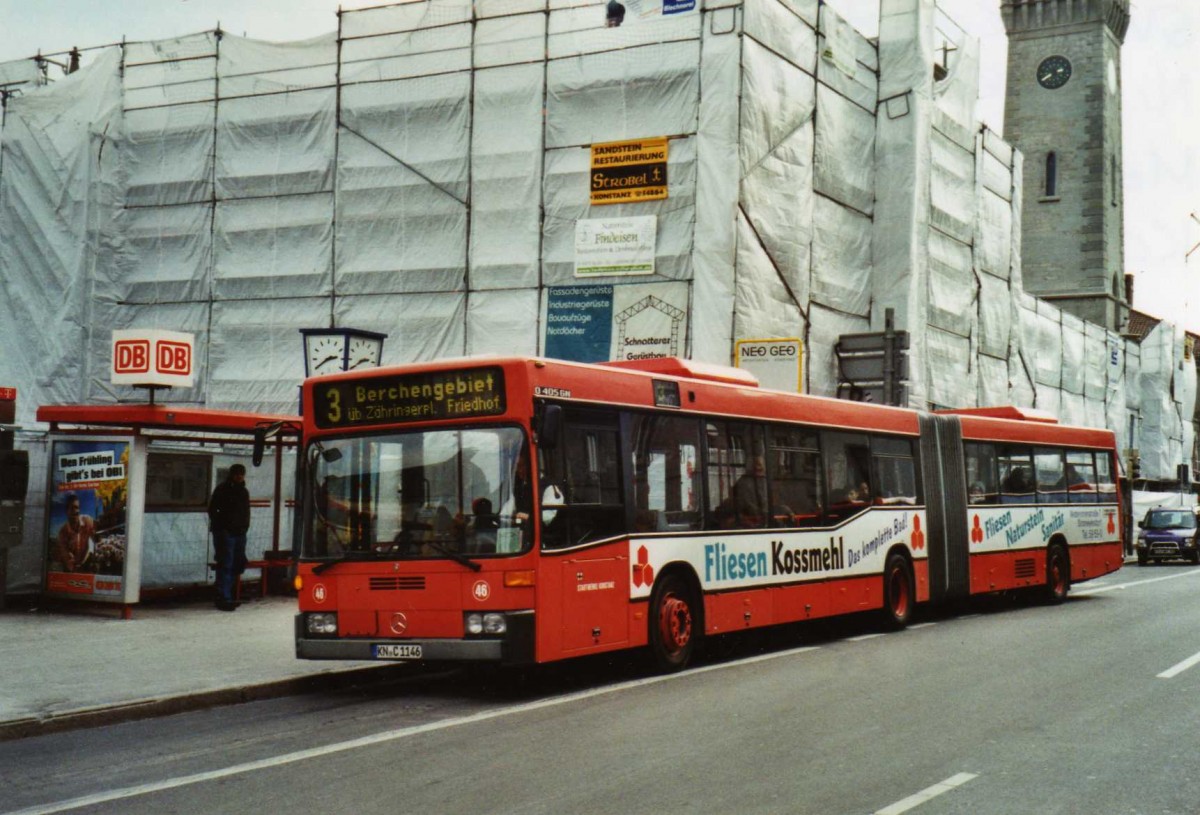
[545,285,614,362]
[545,281,689,363]
[45,439,130,601]
[612,281,688,361]
[589,137,668,206]
[574,216,657,277]
[734,338,804,393]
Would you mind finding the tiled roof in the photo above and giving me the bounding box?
[1123,309,1162,342]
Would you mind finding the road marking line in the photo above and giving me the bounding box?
[1074,568,1200,596]
[874,772,979,815]
[1158,649,1200,679]
[1,645,823,815]
[848,633,885,641]
[908,622,938,630]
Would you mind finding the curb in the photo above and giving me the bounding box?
[0,665,394,743]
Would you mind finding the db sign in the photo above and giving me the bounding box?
[734,338,803,393]
[111,330,195,388]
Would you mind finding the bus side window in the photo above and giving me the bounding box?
[630,413,702,533]
[1066,450,1098,503]
[1095,449,1116,501]
[964,442,999,505]
[540,407,624,549]
[999,447,1034,504]
[767,426,823,528]
[871,435,918,506]
[823,431,871,523]
[1035,448,1067,504]
[705,422,768,530]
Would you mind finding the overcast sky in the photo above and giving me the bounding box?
[0,0,1195,330]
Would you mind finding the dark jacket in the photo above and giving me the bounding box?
[209,479,251,534]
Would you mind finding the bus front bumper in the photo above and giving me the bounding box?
[294,611,534,664]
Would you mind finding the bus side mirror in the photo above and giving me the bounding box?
[253,420,298,467]
[539,404,563,450]
[252,428,267,467]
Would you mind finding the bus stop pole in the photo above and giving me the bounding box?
[272,435,283,553]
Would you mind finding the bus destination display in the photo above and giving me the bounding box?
[312,367,506,428]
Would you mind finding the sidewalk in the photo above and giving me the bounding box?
[1,555,1142,741]
[0,595,388,741]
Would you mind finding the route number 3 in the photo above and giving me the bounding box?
[325,387,341,424]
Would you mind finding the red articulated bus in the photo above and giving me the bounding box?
[291,356,1123,672]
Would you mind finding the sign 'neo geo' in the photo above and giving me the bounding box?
[111,329,195,388]
[312,367,506,429]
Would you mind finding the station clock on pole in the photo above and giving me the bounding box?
[300,327,388,377]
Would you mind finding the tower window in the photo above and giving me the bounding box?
[1045,152,1057,197]
[1111,155,1119,206]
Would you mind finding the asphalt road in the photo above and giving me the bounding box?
[4,563,1200,815]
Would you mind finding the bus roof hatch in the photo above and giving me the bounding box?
[600,357,759,387]
[935,405,1059,424]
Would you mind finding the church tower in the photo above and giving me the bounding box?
[1001,0,1131,331]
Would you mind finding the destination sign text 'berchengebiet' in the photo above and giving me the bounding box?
[312,368,506,428]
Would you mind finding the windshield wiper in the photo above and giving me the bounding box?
[423,540,482,572]
[312,551,377,574]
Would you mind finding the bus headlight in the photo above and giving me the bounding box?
[306,612,338,635]
[465,612,507,636]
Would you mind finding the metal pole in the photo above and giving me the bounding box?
[883,308,896,406]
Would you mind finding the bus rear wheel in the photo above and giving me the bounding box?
[648,573,697,673]
[882,553,913,630]
[1045,544,1069,604]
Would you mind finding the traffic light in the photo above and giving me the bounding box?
[1128,450,1141,480]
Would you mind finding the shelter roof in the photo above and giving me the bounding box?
[36,404,301,436]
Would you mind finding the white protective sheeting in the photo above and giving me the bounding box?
[810,197,872,322]
[976,354,1008,408]
[734,212,809,350]
[808,304,869,395]
[0,48,123,415]
[737,37,816,309]
[927,327,973,409]
[806,3,876,331]
[0,0,1194,494]
[338,292,468,365]
[1132,491,1196,525]
[1124,339,1143,412]
[1061,313,1086,397]
[927,228,973,337]
[467,289,541,356]
[1105,332,1128,437]
[976,272,1011,359]
[1137,323,1186,478]
[208,298,331,412]
[1029,300,1063,389]
[690,6,741,365]
[470,62,545,290]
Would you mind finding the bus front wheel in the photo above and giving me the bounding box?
[882,553,913,630]
[648,573,698,673]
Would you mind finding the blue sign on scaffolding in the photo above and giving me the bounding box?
[545,285,614,363]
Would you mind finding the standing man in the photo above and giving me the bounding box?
[209,463,250,611]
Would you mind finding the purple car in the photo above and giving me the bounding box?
[1137,508,1200,565]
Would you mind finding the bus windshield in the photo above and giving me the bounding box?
[305,426,530,561]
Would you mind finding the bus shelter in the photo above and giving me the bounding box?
[35,404,300,617]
